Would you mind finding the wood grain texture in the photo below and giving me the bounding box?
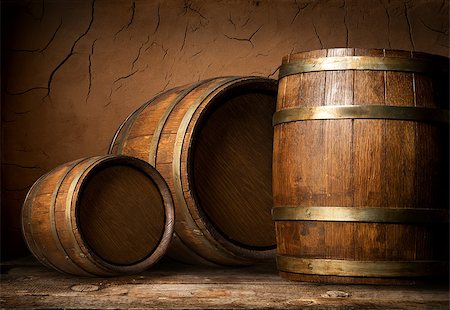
[273,48,449,284]
[192,92,275,248]
[110,77,277,266]
[78,165,165,265]
[21,155,174,276]
[1,257,449,309]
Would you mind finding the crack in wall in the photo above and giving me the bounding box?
[105,88,113,107]
[114,1,136,39]
[6,87,48,96]
[113,69,138,84]
[2,108,32,122]
[343,0,349,47]
[190,24,203,33]
[40,0,45,21]
[161,59,176,92]
[191,49,203,57]
[44,0,95,99]
[86,38,97,103]
[228,12,236,30]
[154,3,161,34]
[268,65,280,78]
[146,41,168,59]
[439,0,446,12]
[183,0,208,24]
[420,18,449,36]
[12,110,31,115]
[14,149,51,159]
[380,0,392,49]
[180,22,189,51]
[224,25,262,47]
[132,35,150,70]
[161,79,170,92]
[2,163,45,171]
[291,0,309,25]
[312,20,323,49]
[106,66,139,107]
[241,17,251,28]
[12,17,62,53]
[404,2,415,50]
[139,64,150,74]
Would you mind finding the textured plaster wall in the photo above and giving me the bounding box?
[1,0,448,259]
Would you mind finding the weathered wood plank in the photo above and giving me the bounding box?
[1,257,448,309]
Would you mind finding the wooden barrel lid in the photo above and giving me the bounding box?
[76,156,174,267]
[191,81,277,249]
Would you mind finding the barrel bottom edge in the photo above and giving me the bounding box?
[278,271,449,285]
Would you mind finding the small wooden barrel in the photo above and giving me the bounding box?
[22,155,174,276]
[273,48,449,284]
[110,76,277,265]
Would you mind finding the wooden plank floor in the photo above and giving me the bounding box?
[1,256,448,309]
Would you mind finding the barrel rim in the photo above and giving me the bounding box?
[276,255,450,278]
[72,155,174,274]
[280,48,449,65]
[153,76,255,265]
[183,76,278,260]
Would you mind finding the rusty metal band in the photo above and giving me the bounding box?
[172,76,246,263]
[278,56,446,79]
[277,255,449,277]
[272,105,450,126]
[65,156,114,276]
[272,206,449,223]
[148,78,219,166]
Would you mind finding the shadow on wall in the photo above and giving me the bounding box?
[1,0,448,260]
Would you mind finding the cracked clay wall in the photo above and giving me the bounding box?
[1,0,448,259]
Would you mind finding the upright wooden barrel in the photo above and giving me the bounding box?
[272,48,449,284]
[22,155,174,276]
[110,76,277,265]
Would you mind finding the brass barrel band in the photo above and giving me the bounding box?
[276,255,449,277]
[272,206,449,223]
[272,105,450,126]
[278,56,447,79]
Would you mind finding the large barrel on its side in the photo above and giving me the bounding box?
[110,76,277,265]
[272,48,449,284]
[22,155,174,276]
